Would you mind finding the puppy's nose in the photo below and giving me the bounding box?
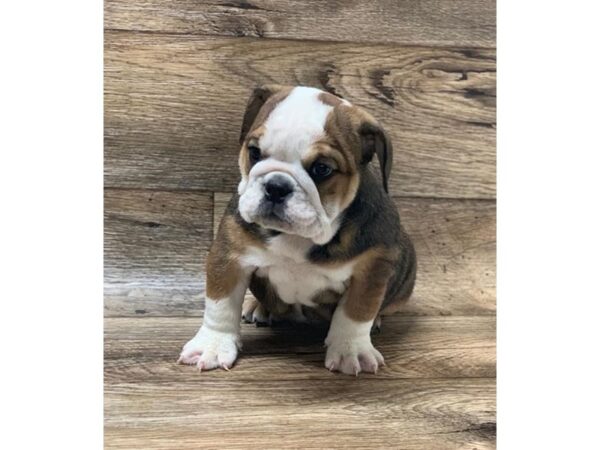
[264,175,293,204]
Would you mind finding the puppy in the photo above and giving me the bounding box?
[178,85,416,375]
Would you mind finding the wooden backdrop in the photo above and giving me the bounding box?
[104,1,496,448]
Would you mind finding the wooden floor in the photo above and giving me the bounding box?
[104,1,496,448]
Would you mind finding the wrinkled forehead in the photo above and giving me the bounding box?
[258,87,349,162]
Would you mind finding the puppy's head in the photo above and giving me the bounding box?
[237,85,393,245]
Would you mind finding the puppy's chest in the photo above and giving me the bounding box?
[244,235,353,306]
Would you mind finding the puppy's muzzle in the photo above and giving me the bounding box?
[264,174,293,204]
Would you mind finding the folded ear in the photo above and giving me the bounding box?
[358,120,394,193]
[239,85,285,144]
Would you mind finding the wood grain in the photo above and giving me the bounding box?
[396,197,496,316]
[106,425,495,450]
[105,315,495,381]
[105,32,496,199]
[105,377,495,449]
[104,0,496,48]
[104,189,213,316]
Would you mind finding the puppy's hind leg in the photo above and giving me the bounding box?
[371,315,382,334]
[242,297,271,326]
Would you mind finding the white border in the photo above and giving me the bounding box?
[0,1,103,448]
[499,1,600,448]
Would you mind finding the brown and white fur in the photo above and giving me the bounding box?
[178,85,416,375]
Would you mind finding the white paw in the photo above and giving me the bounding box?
[177,327,240,371]
[324,335,384,375]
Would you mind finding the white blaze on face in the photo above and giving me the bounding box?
[238,87,345,244]
[260,86,333,160]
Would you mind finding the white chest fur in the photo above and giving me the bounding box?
[241,235,354,306]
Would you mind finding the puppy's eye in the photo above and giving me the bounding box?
[248,145,261,165]
[310,161,334,181]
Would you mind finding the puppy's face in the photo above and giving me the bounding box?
[237,86,392,245]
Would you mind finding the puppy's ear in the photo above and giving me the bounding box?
[359,120,394,193]
[239,85,285,144]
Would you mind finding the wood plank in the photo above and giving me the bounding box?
[105,32,496,198]
[396,197,496,316]
[106,194,495,316]
[105,425,496,450]
[212,194,496,317]
[105,377,495,449]
[105,315,495,381]
[104,189,213,316]
[104,0,496,48]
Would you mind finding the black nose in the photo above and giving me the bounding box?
[264,176,293,204]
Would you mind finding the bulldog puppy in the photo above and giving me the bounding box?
[178,85,416,375]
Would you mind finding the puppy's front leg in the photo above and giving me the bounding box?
[324,252,394,375]
[179,240,251,371]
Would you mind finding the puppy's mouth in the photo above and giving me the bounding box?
[241,196,319,238]
[256,200,292,226]
[252,201,306,234]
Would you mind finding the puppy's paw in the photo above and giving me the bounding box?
[324,336,384,376]
[178,327,240,371]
